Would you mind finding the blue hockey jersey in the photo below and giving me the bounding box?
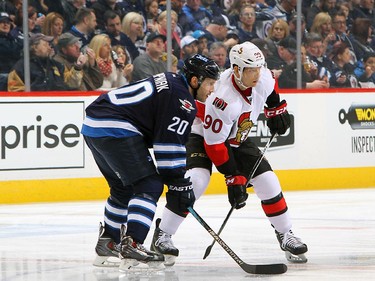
[82,72,197,179]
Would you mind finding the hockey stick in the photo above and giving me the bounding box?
[203,133,277,259]
[188,206,287,275]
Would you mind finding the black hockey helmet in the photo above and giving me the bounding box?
[182,54,220,87]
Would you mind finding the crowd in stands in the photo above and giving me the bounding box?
[1,0,375,91]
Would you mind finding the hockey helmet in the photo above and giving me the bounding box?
[229,42,265,82]
[182,54,220,86]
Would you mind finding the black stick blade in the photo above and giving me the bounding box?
[203,245,213,259]
[241,263,288,275]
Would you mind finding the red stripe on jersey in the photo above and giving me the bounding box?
[261,196,288,217]
[195,100,205,121]
[204,141,229,166]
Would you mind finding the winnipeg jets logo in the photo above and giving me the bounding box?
[179,99,195,113]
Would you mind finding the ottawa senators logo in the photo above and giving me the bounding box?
[230,112,253,145]
[212,97,228,111]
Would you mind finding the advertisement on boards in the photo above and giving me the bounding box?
[0,101,85,171]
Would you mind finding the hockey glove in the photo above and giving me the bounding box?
[264,100,291,135]
[166,177,196,217]
[225,175,248,209]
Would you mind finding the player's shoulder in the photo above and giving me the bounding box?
[261,67,276,82]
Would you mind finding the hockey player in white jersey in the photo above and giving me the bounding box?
[151,42,308,264]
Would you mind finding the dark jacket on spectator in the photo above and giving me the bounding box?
[278,62,314,89]
[8,55,72,91]
[0,32,23,73]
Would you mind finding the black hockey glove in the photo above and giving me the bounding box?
[225,175,248,209]
[264,100,291,135]
[166,177,195,217]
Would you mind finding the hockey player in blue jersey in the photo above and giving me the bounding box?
[81,54,220,271]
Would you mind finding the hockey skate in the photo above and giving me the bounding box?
[276,230,308,263]
[119,224,165,272]
[151,218,179,266]
[93,222,121,267]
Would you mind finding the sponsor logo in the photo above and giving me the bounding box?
[249,113,294,148]
[0,101,84,170]
[339,104,375,130]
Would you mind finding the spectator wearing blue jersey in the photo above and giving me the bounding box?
[82,54,220,270]
[178,0,213,36]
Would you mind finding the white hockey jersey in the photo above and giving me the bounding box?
[204,67,276,149]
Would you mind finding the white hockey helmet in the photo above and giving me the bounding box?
[229,42,265,82]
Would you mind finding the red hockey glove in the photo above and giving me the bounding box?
[225,175,248,209]
[264,100,291,135]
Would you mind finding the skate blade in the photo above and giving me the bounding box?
[93,255,120,267]
[119,259,165,272]
[285,251,308,263]
[163,255,176,266]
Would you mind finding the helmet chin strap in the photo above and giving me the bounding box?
[233,68,249,90]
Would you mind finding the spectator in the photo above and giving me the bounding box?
[356,52,375,87]
[192,29,209,56]
[310,12,336,56]
[350,17,374,61]
[68,7,97,48]
[131,32,167,81]
[337,1,354,30]
[30,0,49,15]
[278,36,330,88]
[304,32,333,82]
[0,0,17,21]
[112,44,134,84]
[201,0,225,17]
[103,10,139,63]
[267,0,296,22]
[202,15,230,47]
[145,0,159,33]
[306,0,337,31]
[208,41,228,71]
[178,35,198,71]
[329,41,358,88]
[265,19,289,55]
[352,0,375,28]
[121,12,145,55]
[331,11,356,64]
[288,12,308,41]
[178,0,213,36]
[117,0,146,24]
[41,12,64,50]
[54,32,104,90]
[237,5,259,43]
[226,0,253,27]
[157,10,181,59]
[91,0,124,33]
[266,34,294,77]
[89,34,129,91]
[8,33,71,91]
[0,12,23,91]
[11,6,40,39]
[60,0,86,32]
